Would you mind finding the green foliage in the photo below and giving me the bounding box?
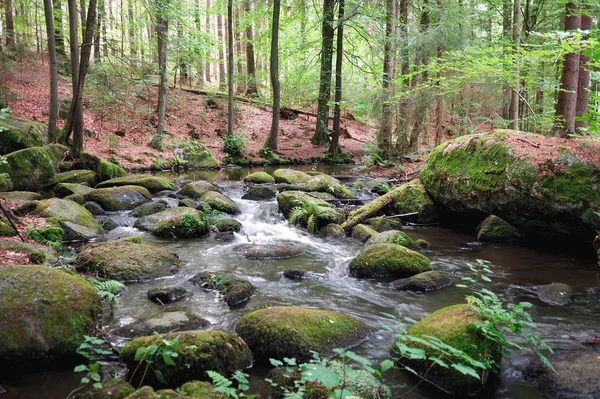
[222,134,245,159]
[149,136,166,152]
[289,200,326,234]
[132,333,181,387]
[25,225,64,249]
[181,211,207,236]
[150,157,188,171]
[85,276,126,312]
[74,336,113,390]
[207,370,255,399]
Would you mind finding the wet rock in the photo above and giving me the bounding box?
[96,175,175,193]
[54,182,95,197]
[0,116,45,155]
[30,198,104,240]
[73,378,135,399]
[134,207,208,238]
[0,147,55,190]
[147,286,188,304]
[178,142,220,169]
[131,201,168,217]
[308,191,336,201]
[201,191,239,214]
[391,271,452,292]
[244,171,275,184]
[365,217,403,232]
[416,238,430,248]
[178,180,220,199]
[96,216,118,231]
[73,153,126,182]
[0,239,59,264]
[110,311,210,339]
[351,223,378,243]
[0,173,13,192]
[273,169,312,184]
[120,330,252,388]
[320,223,345,239]
[242,243,303,260]
[214,232,235,242]
[349,243,431,278]
[277,191,344,227]
[85,185,152,211]
[282,270,325,280]
[52,170,97,186]
[477,215,523,242]
[306,174,356,199]
[365,230,419,251]
[0,265,101,372]
[277,183,310,192]
[83,201,105,215]
[236,306,369,363]
[0,191,43,201]
[76,240,179,281]
[178,198,196,208]
[190,272,254,306]
[390,179,439,224]
[212,218,242,233]
[532,283,573,306]
[242,186,276,200]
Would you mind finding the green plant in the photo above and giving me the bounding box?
[207,370,255,399]
[181,212,206,236]
[85,276,126,312]
[201,273,223,290]
[289,200,325,234]
[222,134,245,158]
[73,336,113,390]
[25,225,64,249]
[131,333,181,387]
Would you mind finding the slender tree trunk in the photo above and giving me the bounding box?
[205,0,211,82]
[575,5,592,133]
[195,0,204,88]
[94,0,103,61]
[128,0,136,68]
[509,0,521,130]
[311,0,335,146]
[234,4,244,94]
[227,0,234,135]
[554,2,580,137]
[59,0,80,145]
[244,0,257,96]
[217,13,226,91]
[43,0,58,142]
[377,0,396,158]
[264,0,280,151]
[329,0,345,161]
[5,0,15,49]
[154,0,169,142]
[395,0,410,152]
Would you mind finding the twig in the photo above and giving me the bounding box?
[382,212,419,219]
[516,137,540,148]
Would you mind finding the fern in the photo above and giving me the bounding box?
[86,277,126,311]
[288,200,328,234]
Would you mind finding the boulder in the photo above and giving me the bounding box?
[110,311,210,339]
[242,186,276,200]
[0,173,13,192]
[244,171,275,184]
[0,218,16,236]
[0,147,55,190]
[52,170,97,186]
[241,243,303,260]
[390,179,439,223]
[365,217,403,232]
[306,174,356,199]
[282,270,325,280]
[236,306,369,363]
[85,185,152,211]
[397,304,501,396]
[147,286,188,304]
[54,182,96,197]
[0,239,59,264]
[320,223,345,239]
[96,175,175,193]
[131,201,168,217]
[276,191,344,228]
[273,169,312,184]
[119,330,253,388]
[178,143,220,169]
[134,207,208,238]
[390,271,452,292]
[178,181,220,199]
[201,191,239,214]
[349,243,431,278]
[212,218,242,233]
[190,272,254,306]
[351,223,378,243]
[178,198,196,208]
[31,198,104,240]
[0,191,42,201]
[0,115,46,155]
[477,215,523,242]
[419,131,600,241]
[365,230,419,251]
[76,240,179,281]
[73,153,127,182]
[0,265,101,371]
[531,283,573,306]
[308,191,336,201]
[42,143,70,167]
[83,201,105,215]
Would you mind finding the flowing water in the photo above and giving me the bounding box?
[2,168,599,399]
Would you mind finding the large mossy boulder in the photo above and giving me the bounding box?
[54,182,96,197]
[477,215,523,242]
[178,180,220,199]
[0,239,59,264]
[0,265,101,372]
[0,147,55,190]
[390,270,452,292]
[110,311,210,339]
[52,170,97,186]
[349,243,431,278]
[96,175,175,193]
[306,174,356,199]
[235,306,369,363]
[397,304,501,396]
[0,173,13,192]
[134,207,208,238]
[119,330,253,388]
[74,152,127,182]
[201,191,239,214]
[420,131,600,241]
[365,230,419,251]
[1,191,43,201]
[273,169,312,184]
[32,198,104,240]
[0,115,46,155]
[390,179,439,223]
[276,191,344,228]
[244,171,275,184]
[85,185,152,211]
[43,143,70,166]
[76,239,179,281]
[178,143,220,169]
[242,186,276,200]
[131,201,168,217]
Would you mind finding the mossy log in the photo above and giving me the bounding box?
[341,186,404,232]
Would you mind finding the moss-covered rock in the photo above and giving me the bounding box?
[131,201,168,218]
[0,191,43,201]
[200,191,239,214]
[119,330,252,388]
[32,198,104,240]
[349,243,431,278]
[190,272,254,307]
[0,217,16,236]
[178,143,220,169]
[52,170,97,186]
[390,270,452,292]
[147,286,188,304]
[0,239,59,264]
[212,218,242,233]
[306,175,356,199]
[351,224,378,243]
[74,153,127,182]
[178,380,224,398]
[273,169,312,184]
[0,173,13,192]
[0,147,55,190]
[390,179,439,223]
[178,180,220,199]
[134,207,208,238]
[241,243,304,260]
[0,115,46,155]
[244,171,275,184]
[276,191,344,227]
[397,304,500,396]
[43,143,70,167]
[320,223,346,239]
[76,240,179,281]
[0,265,101,371]
[365,217,403,232]
[178,198,196,208]
[308,191,336,201]
[236,306,369,363]
[85,185,152,211]
[365,230,419,251]
[110,311,210,339]
[242,186,276,200]
[54,182,96,197]
[96,175,175,193]
[74,378,135,399]
[477,215,523,242]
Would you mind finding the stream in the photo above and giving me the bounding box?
[2,166,599,399]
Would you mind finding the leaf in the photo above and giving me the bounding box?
[154,369,168,385]
[74,365,89,372]
[380,359,394,373]
[134,347,148,361]
[162,352,176,366]
[451,362,480,379]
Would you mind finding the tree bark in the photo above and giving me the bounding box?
[509,0,521,130]
[217,13,226,91]
[244,0,257,96]
[205,0,211,82]
[128,0,136,68]
[575,4,592,133]
[329,0,345,160]
[235,4,244,94]
[227,0,234,135]
[377,0,396,158]
[94,0,103,61]
[264,0,280,151]
[341,186,405,232]
[5,0,15,49]
[195,0,204,88]
[311,0,335,146]
[154,0,169,142]
[43,0,59,142]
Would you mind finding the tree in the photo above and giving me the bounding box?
[227,0,234,135]
[377,0,396,158]
[509,0,521,130]
[153,0,169,147]
[4,0,15,50]
[311,0,335,146]
[43,0,58,142]
[244,0,258,96]
[217,12,226,91]
[264,0,281,152]
[205,0,211,82]
[575,2,592,133]
[329,0,345,160]
[53,0,66,56]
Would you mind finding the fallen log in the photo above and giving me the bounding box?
[341,186,405,232]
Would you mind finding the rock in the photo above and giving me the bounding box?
[0,191,42,201]
[178,180,220,199]
[0,147,55,190]
[178,143,220,169]
[416,238,430,248]
[282,270,325,280]
[236,306,370,363]
[365,230,419,251]
[177,198,195,208]
[0,218,16,236]
[85,185,152,211]
[320,223,345,239]
[134,207,208,238]
[244,171,275,184]
[73,153,127,182]
[242,244,303,260]
[390,271,452,292]
[96,175,175,193]
[190,272,254,306]
[212,218,242,233]
[73,378,135,399]
[131,201,168,217]
[201,191,239,214]
[0,115,46,155]
[273,169,312,184]
[351,224,378,243]
[0,239,59,264]
[365,217,403,232]
[96,216,118,231]
[147,286,188,304]
[349,243,432,278]
[42,143,70,167]
[277,183,311,192]
[65,193,85,204]
[54,182,96,197]
[242,186,276,200]
[0,173,13,192]
[120,330,252,388]
[52,170,97,186]
[31,198,104,240]
[397,304,501,396]
[308,191,336,201]
[276,191,344,227]
[83,201,105,215]
[390,179,439,223]
[0,265,101,372]
[419,131,600,242]
[76,240,179,281]
[532,283,573,306]
[477,215,523,242]
[306,174,356,199]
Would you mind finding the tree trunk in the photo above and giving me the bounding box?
[217,13,226,91]
[329,0,345,161]
[235,5,244,95]
[43,0,59,142]
[575,5,592,133]
[195,0,204,88]
[509,0,521,130]
[94,0,103,61]
[227,0,234,135]
[59,0,80,145]
[205,0,211,82]
[395,0,409,152]
[5,0,15,49]
[154,0,169,142]
[128,0,136,68]
[311,0,335,146]
[264,0,280,151]
[341,186,406,232]
[244,0,257,96]
[377,0,396,158]
[553,2,580,138]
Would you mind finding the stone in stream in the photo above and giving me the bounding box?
[389,179,439,224]
[131,200,168,217]
[0,265,101,373]
[52,169,97,186]
[273,168,312,184]
[365,217,404,232]
[365,229,420,251]
[0,147,55,190]
[235,306,370,364]
[189,272,254,307]
[201,191,240,214]
[531,282,573,306]
[178,180,220,199]
[212,218,242,233]
[83,201,105,215]
[305,174,356,199]
[244,171,275,184]
[242,186,276,200]
[134,207,209,238]
[120,330,252,388]
[72,152,127,182]
[110,311,210,339]
[147,286,188,304]
[390,270,452,292]
[351,223,378,243]
[29,197,104,240]
[84,185,152,211]
[477,215,523,242]
[320,223,346,239]
[95,174,175,193]
[241,243,304,260]
[54,182,96,197]
[349,243,431,278]
[282,269,325,280]
[178,197,196,208]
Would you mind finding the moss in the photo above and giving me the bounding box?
[273,169,312,184]
[365,230,419,250]
[190,272,254,306]
[179,381,224,398]
[33,198,104,240]
[539,150,598,204]
[506,158,538,191]
[351,224,378,243]
[78,378,135,399]
[0,173,13,191]
[0,147,55,190]
[0,115,46,155]
[134,207,209,238]
[0,217,17,236]
[320,223,345,239]
[54,182,96,197]
[212,218,242,233]
[391,179,438,223]
[96,158,127,182]
[244,171,275,184]
[132,201,168,217]
[349,243,431,278]
[85,185,152,211]
[52,170,97,186]
[477,215,522,242]
[236,306,369,363]
[119,330,252,388]
[178,181,219,199]
[390,270,451,291]
[200,191,239,214]
[96,175,175,193]
[365,217,403,232]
